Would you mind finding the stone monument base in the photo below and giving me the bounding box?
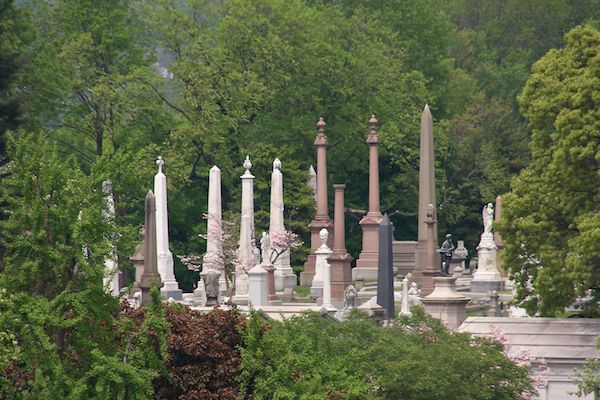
[310,286,323,299]
[160,288,183,300]
[231,294,249,306]
[421,277,470,330]
[470,280,504,293]
[274,271,297,291]
[352,266,378,281]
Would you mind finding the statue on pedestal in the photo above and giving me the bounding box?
[437,234,455,275]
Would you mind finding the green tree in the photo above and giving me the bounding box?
[238,309,535,399]
[498,25,600,316]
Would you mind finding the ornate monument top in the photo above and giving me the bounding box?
[156,156,164,174]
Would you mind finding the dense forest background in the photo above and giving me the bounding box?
[2,0,600,291]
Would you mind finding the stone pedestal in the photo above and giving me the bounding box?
[248,263,268,307]
[330,184,353,307]
[310,228,331,298]
[421,277,469,330]
[265,264,281,306]
[355,116,382,280]
[302,118,332,286]
[471,231,504,293]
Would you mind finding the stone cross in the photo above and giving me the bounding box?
[154,156,182,300]
[302,118,333,286]
[376,213,395,320]
[356,115,383,280]
[139,190,163,306]
[102,180,120,296]
[270,158,295,290]
[328,184,352,306]
[233,156,256,305]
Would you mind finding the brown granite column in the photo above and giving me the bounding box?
[355,115,383,280]
[328,184,352,306]
[301,118,334,285]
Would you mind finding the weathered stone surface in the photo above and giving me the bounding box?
[421,277,469,330]
[248,263,268,307]
[139,191,163,306]
[202,165,226,297]
[310,228,330,298]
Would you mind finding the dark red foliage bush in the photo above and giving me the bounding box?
[154,305,247,400]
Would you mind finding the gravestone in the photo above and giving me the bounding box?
[376,214,394,320]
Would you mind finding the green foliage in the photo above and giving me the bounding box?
[238,308,535,400]
[498,25,600,316]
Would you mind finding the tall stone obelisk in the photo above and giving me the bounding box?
[376,214,395,320]
[233,156,256,305]
[355,115,383,280]
[154,156,182,300]
[494,195,505,274]
[102,180,120,296]
[308,165,317,202]
[328,184,352,307]
[412,105,440,295]
[200,166,225,298]
[270,158,296,291]
[301,118,333,286]
[139,190,163,306]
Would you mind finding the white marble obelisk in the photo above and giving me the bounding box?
[198,165,226,298]
[154,157,182,300]
[269,158,296,291]
[102,180,120,296]
[400,277,411,316]
[232,156,257,305]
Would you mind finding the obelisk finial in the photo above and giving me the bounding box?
[273,158,281,171]
[156,156,164,174]
[243,155,252,172]
[317,117,326,136]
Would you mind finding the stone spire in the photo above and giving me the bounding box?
[356,115,383,280]
[200,165,225,298]
[494,195,504,249]
[418,105,437,244]
[102,180,120,296]
[154,156,182,300]
[139,190,163,306]
[376,213,394,320]
[270,158,296,291]
[328,184,352,306]
[233,156,256,305]
[301,118,334,285]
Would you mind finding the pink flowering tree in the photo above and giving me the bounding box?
[268,229,302,264]
[179,216,302,296]
[488,325,549,400]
